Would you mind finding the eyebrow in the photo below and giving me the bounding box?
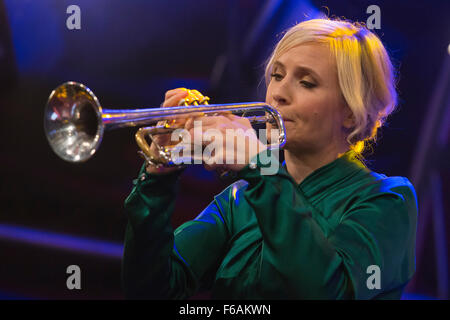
[273,61,322,82]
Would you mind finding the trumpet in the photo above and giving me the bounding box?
[44,81,286,166]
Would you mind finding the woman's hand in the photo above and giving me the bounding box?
[183,114,267,172]
[145,88,189,175]
[145,88,267,174]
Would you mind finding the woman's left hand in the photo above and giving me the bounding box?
[183,114,267,172]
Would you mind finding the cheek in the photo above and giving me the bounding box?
[302,89,341,123]
[291,100,321,126]
[292,100,337,136]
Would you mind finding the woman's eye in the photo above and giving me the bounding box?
[300,80,316,89]
[270,73,283,81]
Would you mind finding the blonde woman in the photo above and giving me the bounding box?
[122,18,417,299]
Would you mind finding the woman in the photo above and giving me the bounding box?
[121,18,417,299]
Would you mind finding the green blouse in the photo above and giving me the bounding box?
[121,150,417,299]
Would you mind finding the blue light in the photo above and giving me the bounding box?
[401,292,438,300]
[4,0,64,75]
[0,223,123,259]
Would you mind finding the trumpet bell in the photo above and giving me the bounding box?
[44,82,104,162]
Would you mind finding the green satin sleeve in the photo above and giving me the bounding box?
[121,164,231,299]
[235,152,416,299]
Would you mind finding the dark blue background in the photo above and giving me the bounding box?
[0,0,448,299]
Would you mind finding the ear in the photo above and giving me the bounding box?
[342,106,356,129]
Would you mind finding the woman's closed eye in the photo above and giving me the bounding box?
[300,80,317,89]
[271,72,317,89]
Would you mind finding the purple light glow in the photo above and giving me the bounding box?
[0,224,123,259]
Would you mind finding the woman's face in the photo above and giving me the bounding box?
[266,42,353,154]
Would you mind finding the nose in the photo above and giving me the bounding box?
[270,79,291,107]
[273,93,288,106]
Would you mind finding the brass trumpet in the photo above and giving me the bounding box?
[44,81,286,166]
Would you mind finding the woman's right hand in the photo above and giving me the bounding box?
[145,88,189,175]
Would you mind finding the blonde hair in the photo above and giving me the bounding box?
[265,18,398,154]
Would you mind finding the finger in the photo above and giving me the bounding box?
[193,115,230,129]
[162,90,189,108]
[185,118,194,130]
[224,113,252,127]
[188,89,208,104]
[157,90,189,128]
[164,88,188,101]
[184,116,214,131]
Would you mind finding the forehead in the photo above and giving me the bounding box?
[275,42,335,78]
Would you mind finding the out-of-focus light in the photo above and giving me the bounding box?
[448,43,450,55]
[0,223,123,258]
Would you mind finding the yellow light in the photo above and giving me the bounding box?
[232,184,238,201]
[353,141,365,154]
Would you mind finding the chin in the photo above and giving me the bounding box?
[283,134,315,153]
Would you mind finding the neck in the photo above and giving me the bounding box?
[284,144,349,185]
